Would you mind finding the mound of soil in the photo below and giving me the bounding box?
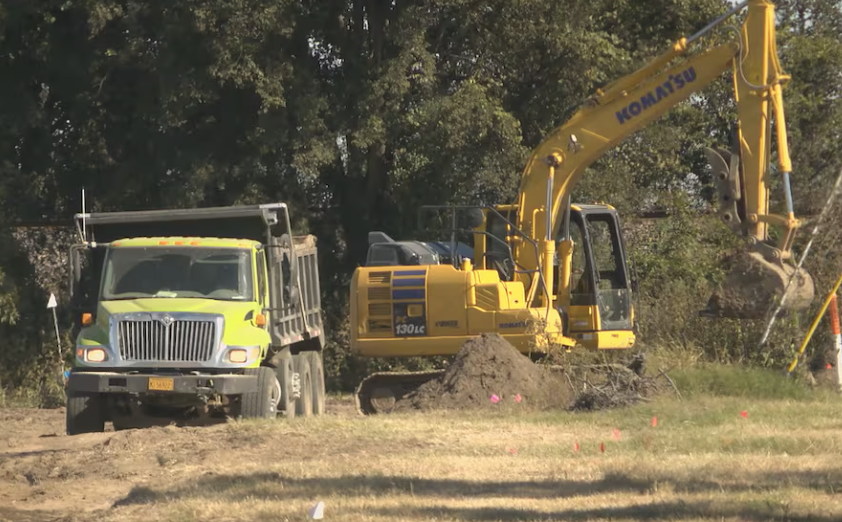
[393,333,574,412]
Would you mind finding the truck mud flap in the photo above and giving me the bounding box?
[66,372,258,395]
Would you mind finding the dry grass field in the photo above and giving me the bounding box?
[1,366,842,522]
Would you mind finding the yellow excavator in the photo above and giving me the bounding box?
[349,0,816,414]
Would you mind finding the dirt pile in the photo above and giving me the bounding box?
[393,333,574,412]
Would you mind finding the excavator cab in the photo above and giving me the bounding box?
[480,203,635,350]
[563,205,634,341]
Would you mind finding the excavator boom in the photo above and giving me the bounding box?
[509,0,813,319]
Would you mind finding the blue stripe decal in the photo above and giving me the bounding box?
[394,270,427,276]
[392,278,426,287]
[392,289,426,300]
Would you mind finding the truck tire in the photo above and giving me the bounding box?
[66,392,105,435]
[305,351,326,416]
[274,349,296,419]
[293,354,313,417]
[240,367,279,419]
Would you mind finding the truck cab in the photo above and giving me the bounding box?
[77,237,270,370]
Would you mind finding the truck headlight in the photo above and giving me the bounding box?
[77,347,108,363]
[87,348,107,362]
[227,348,249,363]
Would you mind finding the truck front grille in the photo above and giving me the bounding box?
[117,319,217,362]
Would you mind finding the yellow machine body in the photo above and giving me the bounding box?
[351,261,576,359]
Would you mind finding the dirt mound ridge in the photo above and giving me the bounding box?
[394,333,573,412]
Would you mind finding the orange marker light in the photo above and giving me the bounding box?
[255,314,266,327]
[81,313,93,326]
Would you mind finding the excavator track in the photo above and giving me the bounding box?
[353,357,642,416]
[354,370,444,415]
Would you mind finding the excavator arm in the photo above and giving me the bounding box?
[508,0,814,319]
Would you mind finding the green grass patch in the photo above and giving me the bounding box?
[667,363,817,400]
[0,385,51,408]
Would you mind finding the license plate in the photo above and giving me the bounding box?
[148,377,174,391]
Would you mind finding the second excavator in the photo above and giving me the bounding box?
[349,0,816,414]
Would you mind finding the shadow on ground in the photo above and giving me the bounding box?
[112,468,842,507]
[373,503,838,522]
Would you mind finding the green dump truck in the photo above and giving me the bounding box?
[64,203,326,435]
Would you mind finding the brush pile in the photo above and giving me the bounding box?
[565,357,681,411]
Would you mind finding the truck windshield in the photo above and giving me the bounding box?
[100,246,254,301]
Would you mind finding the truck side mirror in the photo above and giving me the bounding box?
[69,245,86,299]
[69,245,98,313]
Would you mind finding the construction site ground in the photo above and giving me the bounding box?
[2,386,842,522]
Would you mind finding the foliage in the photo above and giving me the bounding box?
[0,0,840,396]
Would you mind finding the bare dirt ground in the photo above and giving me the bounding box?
[2,390,842,522]
[1,337,840,522]
[0,395,360,522]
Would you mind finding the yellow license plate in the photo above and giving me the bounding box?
[148,377,174,391]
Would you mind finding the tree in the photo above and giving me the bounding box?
[0,0,839,393]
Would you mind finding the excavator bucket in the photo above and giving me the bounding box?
[701,145,815,319]
[702,250,815,319]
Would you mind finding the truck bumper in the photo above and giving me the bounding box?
[66,372,257,395]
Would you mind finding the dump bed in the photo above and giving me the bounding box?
[267,234,324,348]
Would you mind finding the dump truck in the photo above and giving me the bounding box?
[64,202,326,434]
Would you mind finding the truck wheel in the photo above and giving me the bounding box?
[293,354,313,417]
[66,393,105,435]
[274,349,296,419]
[306,351,326,416]
[240,367,278,419]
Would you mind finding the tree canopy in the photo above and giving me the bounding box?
[0,0,840,396]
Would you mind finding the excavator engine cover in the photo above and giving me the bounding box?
[703,250,814,319]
